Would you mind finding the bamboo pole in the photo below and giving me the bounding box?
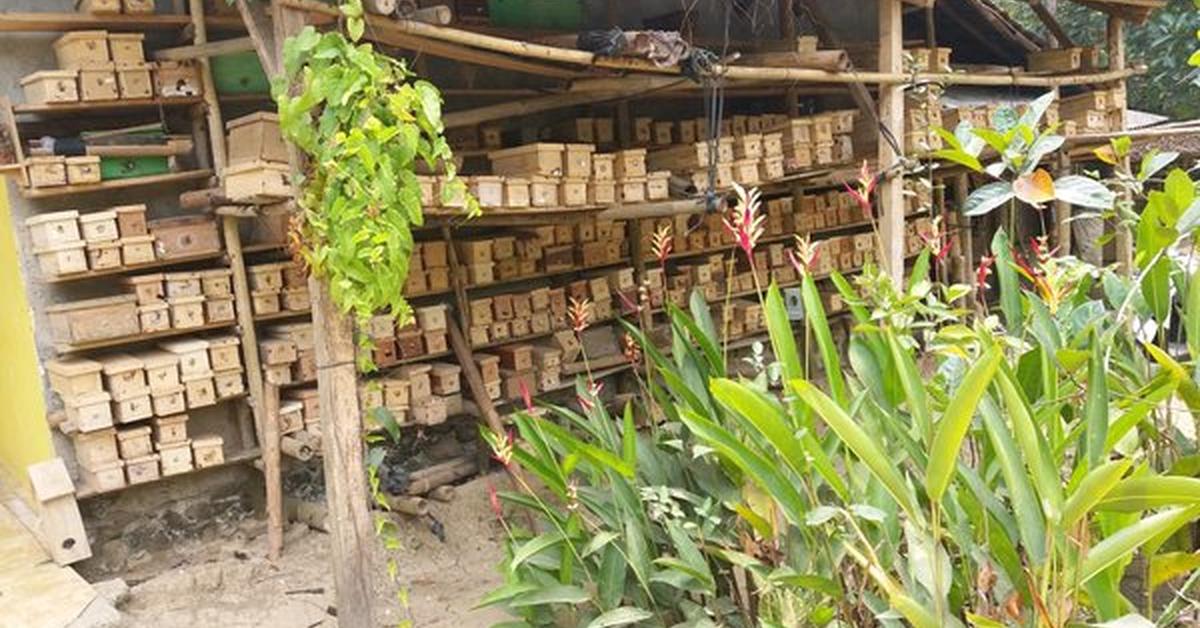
[1108,16,1134,276]
[878,0,906,285]
[275,0,1143,88]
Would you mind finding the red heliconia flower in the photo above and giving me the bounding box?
[567,297,592,333]
[918,215,952,263]
[1029,235,1057,265]
[651,224,673,266]
[577,380,605,412]
[846,160,878,221]
[518,380,534,412]
[976,255,995,294]
[487,482,504,521]
[489,428,516,468]
[723,183,766,262]
[622,332,642,365]
[787,234,822,276]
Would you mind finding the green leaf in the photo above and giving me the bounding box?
[1083,332,1109,470]
[1079,506,1200,585]
[995,368,1063,520]
[1055,175,1115,209]
[800,273,847,405]
[992,230,1023,329]
[510,584,591,607]
[581,531,618,557]
[475,582,539,608]
[962,182,1015,217]
[765,283,803,382]
[1097,476,1200,512]
[933,148,984,172]
[1149,552,1200,589]
[1187,268,1200,357]
[979,396,1047,565]
[925,346,1003,503]
[886,330,932,443]
[510,531,563,572]
[679,408,810,527]
[1142,257,1172,323]
[1018,91,1057,129]
[586,608,654,628]
[1138,150,1180,182]
[792,379,924,524]
[711,378,849,501]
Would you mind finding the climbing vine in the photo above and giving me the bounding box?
[273,0,477,338]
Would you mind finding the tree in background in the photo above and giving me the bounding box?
[993,0,1200,119]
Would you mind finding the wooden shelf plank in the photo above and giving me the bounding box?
[426,204,607,226]
[19,169,213,200]
[466,259,631,293]
[0,12,244,32]
[13,96,203,116]
[43,250,225,284]
[55,320,235,355]
[77,446,261,499]
[254,309,311,324]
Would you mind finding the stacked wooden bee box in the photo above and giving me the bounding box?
[359,361,464,429]
[246,260,309,317]
[221,112,291,203]
[1055,88,1126,134]
[360,305,451,370]
[404,241,451,295]
[258,322,317,386]
[49,334,242,492]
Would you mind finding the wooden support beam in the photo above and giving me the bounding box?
[1028,0,1074,48]
[154,36,255,61]
[1108,15,1133,276]
[262,382,284,558]
[878,0,905,285]
[1054,153,1072,255]
[369,27,582,79]
[447,320,506,436]
[276,0,1141,89]
[237,0,280,78]
[262,5,377,623]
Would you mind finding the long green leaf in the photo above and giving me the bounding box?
[510,584,591,607]
[1079,506,1200,585]
[711,378,849,501]
[801,274,847,405]
[995,367,1063,519]
[510,531,564,572]
[979,395,1047,566]
[1083,331,1109,469]
[886,330,932,443]
[991,230,1023,328]
[765,282,803,382]
[586,607,654,628]
[792,379,924,524]
[1097,476,1200,512]
[1061,458,1132,528]
[1187,267,1200,358]
[925,346,1003,503]
[679,408,810,526]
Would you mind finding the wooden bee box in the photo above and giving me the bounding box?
[488,143,565,177]
[213,369,243,402]
[429,363,461,395]
[226,112,288,166]
[73,428,119,469]
[65,391,114,433]
[150,385,186,416]
[27,156,68,188]
[148,215,220,259]
[154,61,203,97]
[53,30,111,68]
[116,63,153,99]
[66,156,102,185]
[21,71,80,104]
[181,373,216,408]
[33,241,88,277]
[48,295,139,346]
[79,65,119,101]
[192,436,225,469]
[614,148,647,179]
[121,235,156,265]
[158,441,194,476]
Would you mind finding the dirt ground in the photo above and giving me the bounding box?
[111,472,513,627]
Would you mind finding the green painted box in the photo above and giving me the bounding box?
[211,51,270,95]
[100,156,169,181]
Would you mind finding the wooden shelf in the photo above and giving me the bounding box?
[426,204,607,226]
[55,320,235,355]
[19,169,213,199]
[466,259,631,293]
[0,12,245,32]
[43,251,225,284]
[77,446,261,499]
[255,309,311,324]
[13,96,203,116]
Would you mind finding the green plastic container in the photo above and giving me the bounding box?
[487,0,582,30]
[100,156,170,181]
[211,51,270,95]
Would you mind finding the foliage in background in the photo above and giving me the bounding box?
[992,0,1200,119]
[274,0,477,341]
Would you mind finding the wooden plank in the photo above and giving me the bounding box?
[237,0,280,78]
[44,250,224,284]
[154,36,255,61]
[0,11,244,32]
[76,445,260,498]
[18,170,213,199]
[379,30,582,79]
[878,0,905,285]
[55,320,235,354]
[1108,15,1133,275]
[14,96,202,115]
[262,383,284,560]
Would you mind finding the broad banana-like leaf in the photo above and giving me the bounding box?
[1061,459,1133,528]
[995,367,1063,519]
[1079,506,1200,585]
[926,346,1003,503]
[979,396,1047,566]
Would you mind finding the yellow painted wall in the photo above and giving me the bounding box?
[0,183,53,495]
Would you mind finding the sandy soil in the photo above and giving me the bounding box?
[113,472,514,628]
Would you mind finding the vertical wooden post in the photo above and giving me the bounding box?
[778,0,795,41]
[877,0,905,285]
[443,225,471,334]
[193,0,278,555]
[269,6,378,624]
[1107,15,1133,275]
[262,382,284,559]
[1054,153,1072,255]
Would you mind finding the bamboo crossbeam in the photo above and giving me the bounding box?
[276,0,1144,89]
